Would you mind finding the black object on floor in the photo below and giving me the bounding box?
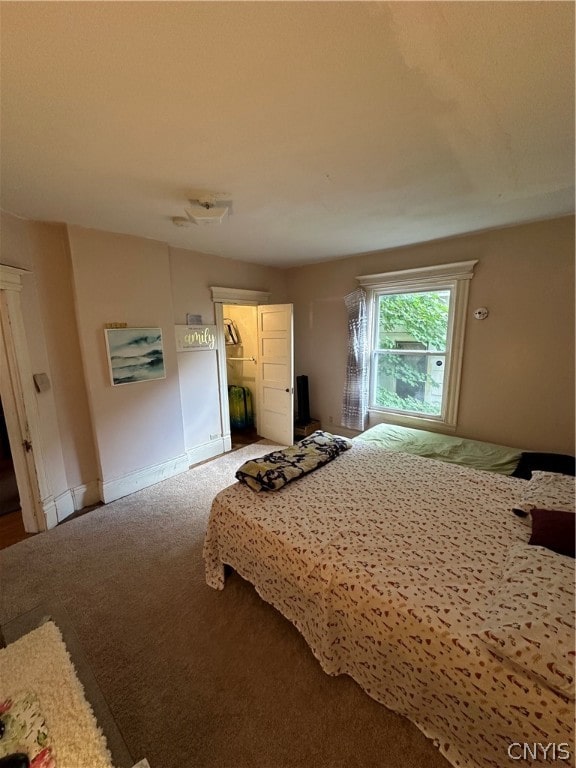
[0,755,31,768]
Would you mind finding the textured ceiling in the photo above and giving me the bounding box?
[1,1,574,267]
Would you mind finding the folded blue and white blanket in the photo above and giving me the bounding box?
[235,430,353,492]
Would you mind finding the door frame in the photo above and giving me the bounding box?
[211,286,271,451]
[0,264,51,532]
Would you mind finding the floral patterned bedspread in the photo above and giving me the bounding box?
[203,442,575,768]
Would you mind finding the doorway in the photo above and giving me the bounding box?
[211,287,295,448]
[0,264,51,536]
[0,395,28,548]
[0,396,20,515]
[223,304,260,450]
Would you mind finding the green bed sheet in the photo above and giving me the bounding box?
[354,423,522,475]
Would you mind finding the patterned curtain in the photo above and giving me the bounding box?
[341,287,369,431]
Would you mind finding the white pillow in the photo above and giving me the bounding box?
[513,471,575,525]
[476,544,575,699]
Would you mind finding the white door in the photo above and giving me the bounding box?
[257,304,294,446]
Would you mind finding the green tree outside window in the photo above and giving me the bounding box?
[375,290,450,415]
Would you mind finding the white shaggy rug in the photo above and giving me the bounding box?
[0,621,113,768]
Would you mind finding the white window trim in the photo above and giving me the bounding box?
[357,260,477,431]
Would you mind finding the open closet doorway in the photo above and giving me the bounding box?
[223,305,259,449]
[212,287,294,449]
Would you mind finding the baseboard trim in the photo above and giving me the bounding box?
[52,489,76,524]
[71,481,100,511]
[187,437,227,467]
[41,496,59,529]
[40,482,101,527]
[100,454,190,504]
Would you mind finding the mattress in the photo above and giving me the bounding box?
[204,441,575,768]
[355,423,522,474]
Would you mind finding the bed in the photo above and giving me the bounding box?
[203,426,575,768]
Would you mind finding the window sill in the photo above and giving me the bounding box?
[368,409,457,433]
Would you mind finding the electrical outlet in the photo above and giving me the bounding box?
[328,416,333,424]
[210,433,220,440]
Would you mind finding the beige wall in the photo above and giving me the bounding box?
[68,227,187,485]
[169,247,287,325]
[0,213,95,502]
[1,213,35,270]
[286,216,575,454]
[27,223,99,490]
[66,230,288,487]
[1,215,289,506]
[2,210,573,515]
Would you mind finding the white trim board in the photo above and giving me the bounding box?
[38,482,101,525]
[214,304,231,448]
[41,497,59,529]
[186,436,230,467]
[210,286,270,305]
[99,453,189,504]
[70,481,100,511]
[0,264,31,291]
[53,489,75,524]
[357,260,478,289]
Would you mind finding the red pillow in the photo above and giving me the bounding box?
[529,509,575,558]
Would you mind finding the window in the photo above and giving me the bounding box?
[358,261,477,429]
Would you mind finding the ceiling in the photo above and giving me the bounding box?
[1,2,574,267]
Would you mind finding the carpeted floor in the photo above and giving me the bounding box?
[0,442,450,768]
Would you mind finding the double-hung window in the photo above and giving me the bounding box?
[358,261,477,429]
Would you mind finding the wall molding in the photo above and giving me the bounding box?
[357,260,478,289]
[39,481,102,526]
[186,437,228,467]
[210,286,270,305]
[53,489,75,524]
[41,496,59,529]
[70,481,100,511]
[99,453,189,504]
[0,263,31,291]
[213,304,231,449]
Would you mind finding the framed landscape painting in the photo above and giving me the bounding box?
[105,328,165,386]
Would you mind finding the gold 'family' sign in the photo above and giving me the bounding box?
[174,325,217,351]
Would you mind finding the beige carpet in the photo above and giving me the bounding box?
[0,442,450,768]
